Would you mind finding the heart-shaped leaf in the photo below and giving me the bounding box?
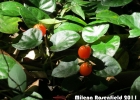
[29,0,56,13]
[52,59,79,78]
[94,53,122,77]
[91,35,120,57]
[82,24,109,43]
[8,63,26,92]
[101,0,132,7]
[20,7,49,28]
[50,30,80,52]
[12,28,43,50]
[130,76,140,100]
[0,1,23,17]
[0,15,21,34]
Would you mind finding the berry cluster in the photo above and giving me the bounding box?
[78,45,92,76]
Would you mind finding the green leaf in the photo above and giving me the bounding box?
[118,13,140,38]
[64,15,87,26]
[0,1,23,17]
[131,12,140,29]
[129,28,140,38]
[61,75,82,91]
[52,59,79,78]
[94,53,122,77]
[54,22,83,33]
[101,0,132,7]
[0,15,21,34]
[8,63,26,92]
[82,24,109,43]
[118,15,134,28]
[39,18,62,24]
[22,92,42,100]
[20,7,49,28]
[96,10,119,25]
[12,28,43,50]
[71,2,85,20]
[91,35,120,57]
[130,76,140,100]
[0,50,18,79]
[88,20,107,25]
[119,13,140,29]
[50,30,80,52]
[29,0,56,13]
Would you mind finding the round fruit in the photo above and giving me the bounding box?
[80,62,92,76]
[78,45,91,59]
[33,24,46,36]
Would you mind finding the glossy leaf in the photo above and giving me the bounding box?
[131,12,140,29]
[91,35,120,57]
[0,15,21,34]
[118,15,134,29]
[29,0,56,13]
[12,28,43,50]
[71,1,85,20]
[96,10,119,25]
[94,53,122,77]
[0,50,17,79]
[54,22,83,33]
[50,30,80,52]
[82,24,109,43]
[52,59,79,78]
[130,76,140,100]
[101,0,132,7]
[20,7,49,28]
[22,92,42,100]
[129,28,140,38]
[119,13,140,38]
[8,63,26,92]
[0,1,23,17]
[64,15,87,26]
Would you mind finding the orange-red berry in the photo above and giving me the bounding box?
[33,24,46,36]
[78,45,91,59]
[80,62,92,76]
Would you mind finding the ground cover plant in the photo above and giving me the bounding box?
[0,0,140,100]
